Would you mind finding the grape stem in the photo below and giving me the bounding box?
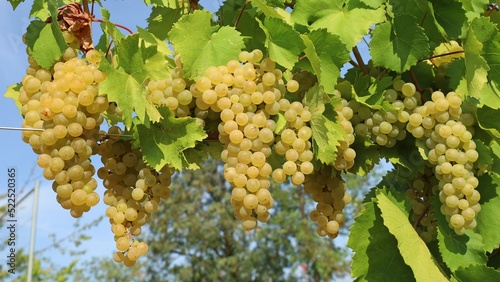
[486,4,499,17]
[234,1,250,28]
[420,9,429,26]
[409,68,420,92]
[353,46,367,75]
[92,19,134,34]
[105,40,114,60]
[413,204,430,230]
[418,50,464,63]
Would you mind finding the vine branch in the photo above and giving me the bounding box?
[234,1,250,28]
[82,0,90,14]
[409,68,424,95]
[353,46,367,75]
[486,3,499,17]
[418,50,464,63]
[92,19,134,34]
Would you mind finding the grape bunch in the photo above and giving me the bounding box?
[272,101,315,186]
[150,49,314,230]
[97,127,174,266]
[405,167,439,243]
[304,168,351,239]
[19,41,107,218]
[405,89,480,234]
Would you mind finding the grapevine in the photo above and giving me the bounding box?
[4,0,500,280]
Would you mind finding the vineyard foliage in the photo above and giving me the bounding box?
[4,0,500,280]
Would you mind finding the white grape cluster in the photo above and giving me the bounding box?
[405,89,480,234]
[272,100,315,186]
[97,127,174,267]
[332,98,357,170]
[304,169,351,238]
[147,49,312,230]
[405,167,439,243]
[19,40,107,218]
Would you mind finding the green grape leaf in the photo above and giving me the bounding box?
[469,18,500,109]
[168,10,244,79]
[474,139,494,167]
[477,105,500,132]
[370,14,430,73]
[100,8,125,42]
[256,17,305,70]
[273,113,287,134]
[144,0,179,7]
[475,173,500,253]
[98,34,169,128]
[466,19,493,96]
[310,105,346,165]
[348,197,416,281]
[218,0,266,51]
[480,81,500,110]
[4,83,22,114]
[25,20,67,69]
[358,0,385,9]
[433,195,487,272]
[291,0,385,49]
[450,21,489,100]
[147,6,183,41]
[453,264,500,281]
[219,0,254,25]
[351,74,395,109]
[251,0,283,19]
[137,27,173,57]
[30,0,49,19]
[301,29,350,94]
[304,85,346,165]
[303,84,330,113]
[389,0,446,49]
[238,13,267,52]
[349,135,380,176]
[431,1,467,39]
[380,136,426,175]
[377,191,448,281]
[8,0,25,9]
[458,0,489,21]
[132,107,207,171]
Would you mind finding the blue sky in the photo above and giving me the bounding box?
[0,0,221,277]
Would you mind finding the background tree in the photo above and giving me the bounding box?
[144,159,350,282]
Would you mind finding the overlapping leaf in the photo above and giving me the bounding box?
[98,33,169,128]
[147,6,183,41]
[256,17,305,70]
[370,14,430,73]
[168,10,244,79]
[301,29,350,94]
[132,107,207,171]
[304,85,346,165]
[25,19,67,69]
[377,192,448,281]
[291,0,385,49]
[348,194,415,281]
[475,173,500,252]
